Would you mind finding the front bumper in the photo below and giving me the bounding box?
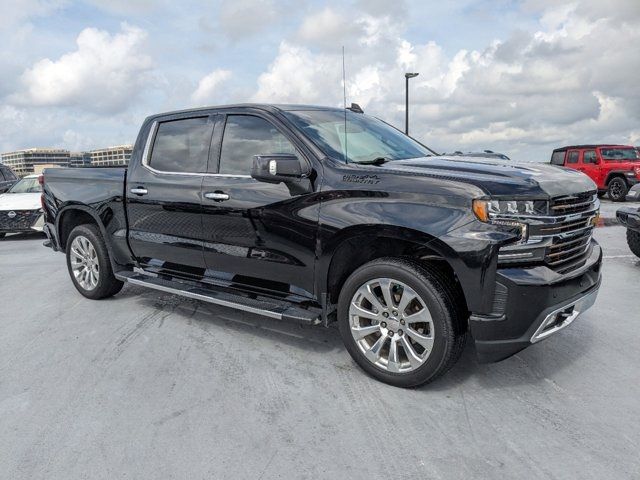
[470,242,602,363]
[0,210,44,234]
[617,206,640,232]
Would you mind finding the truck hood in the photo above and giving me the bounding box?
[381,156,597,197]
[0,192,42,210]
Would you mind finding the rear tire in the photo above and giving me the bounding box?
[0,233,5,239]
[607,178,628,202]
[66,224,123,299]
[627,229,640,258]
[337,257,467,388]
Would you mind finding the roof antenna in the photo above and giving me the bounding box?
[342,46,348,164]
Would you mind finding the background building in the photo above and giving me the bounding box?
[69,152,92,168]
[89,145,133,167]
[1,148,71,177]
[2,144,134,175]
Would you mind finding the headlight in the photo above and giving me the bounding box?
[472,199,547,244]
[473,199,548,220]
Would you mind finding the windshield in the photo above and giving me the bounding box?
[600,148,639,161]
[8,177,41,193]
[283,110,435,163]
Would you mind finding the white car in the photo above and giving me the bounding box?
[0,174,44,238]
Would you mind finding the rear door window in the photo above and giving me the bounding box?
[567,151,579,164]
[149,117,213,173]
[0,169,5,181]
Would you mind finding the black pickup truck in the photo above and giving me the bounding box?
[616,189,640,257]
[42,104,602,387]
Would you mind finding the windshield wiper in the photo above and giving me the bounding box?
[353,157,389,166]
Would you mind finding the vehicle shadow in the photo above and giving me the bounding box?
[426,318,597,392]
[123,284,343,355]
[119,283,597,390]
[0,232,46,241]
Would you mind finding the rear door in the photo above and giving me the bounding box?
[565,149,580,171]
[126,114,215,276]
[200,111,319,297]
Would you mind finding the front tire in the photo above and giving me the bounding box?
[66,224,123,299]
[337,257,466,388]
[627,230,640,258]
[608,178,628,202]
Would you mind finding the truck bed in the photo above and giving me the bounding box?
[42,166,131,266]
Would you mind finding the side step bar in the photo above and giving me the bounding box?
[116,272,322,325]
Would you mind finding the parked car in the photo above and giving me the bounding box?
[42,104,602,387]
[624,183,640,202]
[445,150,510,160]
[0,174,44,238]
[0,163,18,193]
[616,201,640,258]
[550,144,640,201]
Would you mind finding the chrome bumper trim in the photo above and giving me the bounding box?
[531,287,599,343]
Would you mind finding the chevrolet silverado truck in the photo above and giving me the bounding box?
[42,104,602,387]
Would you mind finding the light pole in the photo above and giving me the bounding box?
[405,72,419,135]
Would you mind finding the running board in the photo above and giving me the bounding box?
[116,272,322,325]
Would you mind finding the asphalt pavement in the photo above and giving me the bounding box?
[0,225,639,479]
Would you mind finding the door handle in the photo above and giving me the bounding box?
[204,192,230,201]
[130,187,148,196]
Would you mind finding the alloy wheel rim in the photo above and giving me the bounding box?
[611,182,622,198]
[349,278,435,373]
[70,235,99,291]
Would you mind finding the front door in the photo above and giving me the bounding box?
[581,149,601,187]
[200,113,319,297]
[126,115,215,277]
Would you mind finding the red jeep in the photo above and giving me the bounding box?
[551,145,640,201]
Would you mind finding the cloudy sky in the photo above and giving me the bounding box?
[1,0,639,161]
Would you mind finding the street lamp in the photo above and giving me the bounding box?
[405,72,419,135]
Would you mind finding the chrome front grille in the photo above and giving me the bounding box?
[537,192,598,273]
[549,191,597,215]
[497,191,598,274]
[0,209,41,230]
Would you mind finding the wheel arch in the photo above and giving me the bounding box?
[318,225,468,312]
[56,206,123,273]
[605,171,630,186]
[57,206,104,249]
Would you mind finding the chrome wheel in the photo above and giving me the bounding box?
[70,235,99,291]
[349,278,434,373]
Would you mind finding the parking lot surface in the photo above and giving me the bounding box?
[1,226,639,479]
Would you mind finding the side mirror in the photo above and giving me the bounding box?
[251,154,308,183]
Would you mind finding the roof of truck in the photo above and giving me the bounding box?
[149,103,346,119]
[553,144,634,152]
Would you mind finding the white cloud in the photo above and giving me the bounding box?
[217,0,286,41]
[0,0,66,30]
[191,69,232,105]
[13,23,153,113]
[253,1,640,160]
